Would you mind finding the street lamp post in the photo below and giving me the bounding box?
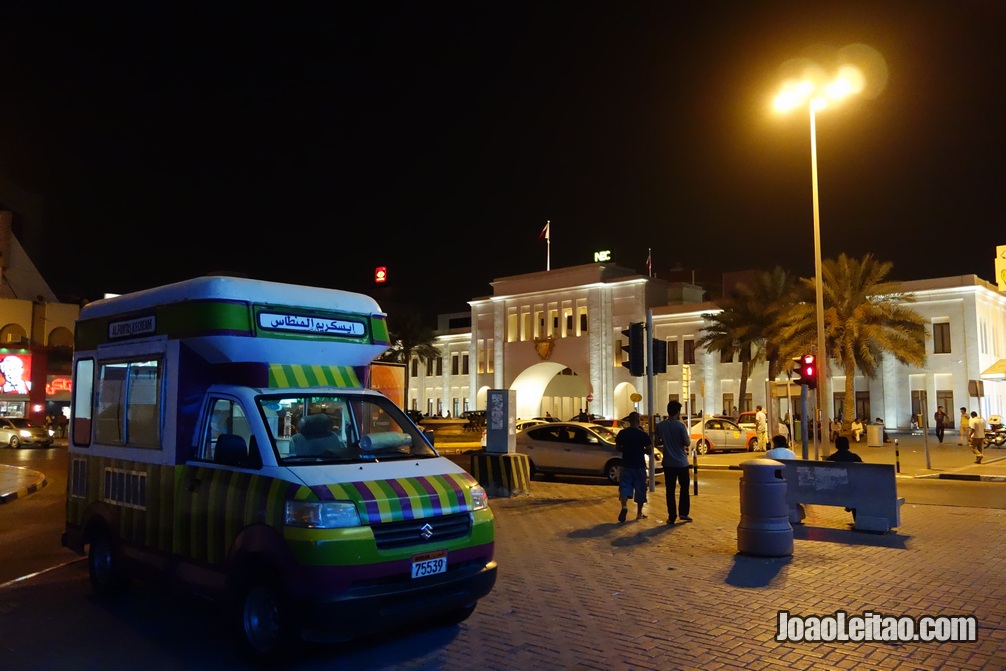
[809,102,828,459]
[775,68,864,456]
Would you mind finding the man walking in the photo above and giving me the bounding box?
[615,412,651,522]
[958,407,970,446]
[755,405,768,451]
[655,400,692,524]
[934,406,948,443]
[969,411,986,464]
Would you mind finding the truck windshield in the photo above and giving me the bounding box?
[260,393,437,464]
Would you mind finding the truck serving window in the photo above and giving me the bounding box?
[94,359,163,449]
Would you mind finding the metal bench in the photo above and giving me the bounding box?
[776,459,904,533]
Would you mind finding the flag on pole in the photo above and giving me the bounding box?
[539,220,550,241]
[646,248,652,277]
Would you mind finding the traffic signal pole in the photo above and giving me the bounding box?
[800,384,810,459]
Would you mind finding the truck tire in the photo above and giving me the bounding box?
[88,528,129,595]
[232,570,295,664]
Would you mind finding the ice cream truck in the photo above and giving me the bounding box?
[61,276,497,661]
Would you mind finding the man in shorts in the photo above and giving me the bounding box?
[615,411,651,522]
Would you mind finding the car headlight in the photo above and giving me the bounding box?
[285,500,361,529]
[470,485,489,511]
[19,430,31,438]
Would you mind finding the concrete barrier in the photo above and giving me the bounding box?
[470,452,531,498]
[777,459,904,533]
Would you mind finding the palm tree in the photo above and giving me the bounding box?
[780,253,928,424]
[698,267,798,411]
[377,308,440,412]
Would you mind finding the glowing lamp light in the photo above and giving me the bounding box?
[374,266,388,284]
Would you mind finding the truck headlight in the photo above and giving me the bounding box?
[285,500,361,529]
[470,485,489,511]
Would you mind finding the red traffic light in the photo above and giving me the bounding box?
[800,354,818,388]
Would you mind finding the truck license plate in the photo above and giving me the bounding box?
[411,549,447,578]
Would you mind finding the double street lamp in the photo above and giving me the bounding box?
[774,66,864,452]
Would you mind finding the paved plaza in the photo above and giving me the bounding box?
[3,433,1005,670]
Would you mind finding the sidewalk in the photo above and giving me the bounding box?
[3,432,1003,505]
[0,464,47,504]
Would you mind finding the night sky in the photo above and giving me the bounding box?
[0,2,1002,318]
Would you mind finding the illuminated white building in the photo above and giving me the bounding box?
[410,261,1006,430]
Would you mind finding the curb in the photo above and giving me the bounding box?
[0,469,48,504]
[925,472,1006,483]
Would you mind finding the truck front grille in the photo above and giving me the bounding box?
[371,512,472,550]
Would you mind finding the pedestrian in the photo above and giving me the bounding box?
[765,434,796,460]
[829,417,842,442]
[577,408,588,422]
[754,405,768,451]
[850,417,864,442]
[969,411,986,464]
[875,417,891,443]
[958,407,970,446]
[655,400,692,524]
[826,436,863,521]
[615,411,651,522]
[934,406,947,443]
[826,435,863,463]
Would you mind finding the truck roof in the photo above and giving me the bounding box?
[75,276,391,368]
[80,275,384,319]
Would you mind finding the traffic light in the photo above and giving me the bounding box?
[797,353,818,389]
[621,322,644,377]
[651,338,667,374]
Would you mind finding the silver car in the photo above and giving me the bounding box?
[0,417,54,449]
[515,421,663,484]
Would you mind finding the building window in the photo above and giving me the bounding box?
[411,358,418,377]
[668,341,679,366]
[722,393,734,416]
[578,308,588,335]
[451,353,459,375]
[462,353,469,375]
[683,339,695,364]
[720,347,733,363]
[426,359,434,376]
[477,340,485,374]
[436,356,443,376]
[521,309,532,342]
[933,322,951,354]
[506,311,518,343]
[486,339,494,374]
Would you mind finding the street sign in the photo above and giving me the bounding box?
[586,393,594,402]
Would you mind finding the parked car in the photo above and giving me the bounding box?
[515,421,664,484]
[689,417,758,454]
[481,418,548,447]
[734,411,758,432]
[591,418,626,430]
[0,417,54,449]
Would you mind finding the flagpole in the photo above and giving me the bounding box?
[546,220,551,271]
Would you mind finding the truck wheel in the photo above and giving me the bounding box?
[233,572,294,663]
[88,529,129,595]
